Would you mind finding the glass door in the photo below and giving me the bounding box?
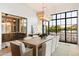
[71,18,78,44]
[50,10,78,44]
[49,20,56,36]
[60,19,65,42]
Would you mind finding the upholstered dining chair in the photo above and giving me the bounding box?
[51,35,60,54]
[46,35,54,40]
[23,36,32,40]
[10,41,33,56]
[51,36,57,54]
[38,38,53,56]
[56,36,60,48]
[33,35,39,38]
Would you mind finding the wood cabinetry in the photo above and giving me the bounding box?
[0,12,27,49]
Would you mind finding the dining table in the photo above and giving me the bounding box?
[23,37,48,56]
[23,36,54,56]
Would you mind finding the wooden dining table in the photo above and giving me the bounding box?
[23,37,46,56]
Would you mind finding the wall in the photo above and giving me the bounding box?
[0,3,38,49]
[0,13,2,50]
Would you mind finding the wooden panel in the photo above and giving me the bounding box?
[2,33,26,42]
[10,43,21,56]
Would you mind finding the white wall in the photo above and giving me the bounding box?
[27,17,38,34]
[0,13,2,50]
[0,3,38,49]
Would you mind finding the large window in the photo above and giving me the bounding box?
[50,10,78,44]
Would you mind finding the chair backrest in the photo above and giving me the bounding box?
[10,41,21,56]
[56,36,60,48]
[42,39,52,56]
[19,42,26,55]
[33,35,39,38]
[10,41,26,56]
[56,36,60,42]
[51,36,57,53]
[45,39,53,56]
[38,43,46,56]
[24,37,32,40]
[51,36,60,53]
[46,35,54,40]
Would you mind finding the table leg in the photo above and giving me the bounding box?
[33,45,38,56]
[36,46,38,56]
[33,46,36,56]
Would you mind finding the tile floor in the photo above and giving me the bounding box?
[52,42,79,56]
[2,42,79,56]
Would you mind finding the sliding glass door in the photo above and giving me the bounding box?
[49,20,56,36]
[50,10,78,44]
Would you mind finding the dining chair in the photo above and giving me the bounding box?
[33,35,39,38]
[46,35,54,40]
[10,41,33,56]
[23,36,32,40]
[56,36,60,48]
[38,43,46,56]
[51,36,60,54]
[46,35,59,54]
[39,38,53,56]
[33,35,41,40]
[51,36,57,54]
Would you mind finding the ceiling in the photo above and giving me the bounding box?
[26,3,44,12]
[26,3,79,12]
[26,3,79,20]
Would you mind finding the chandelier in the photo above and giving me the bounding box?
[37,3,46,21]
